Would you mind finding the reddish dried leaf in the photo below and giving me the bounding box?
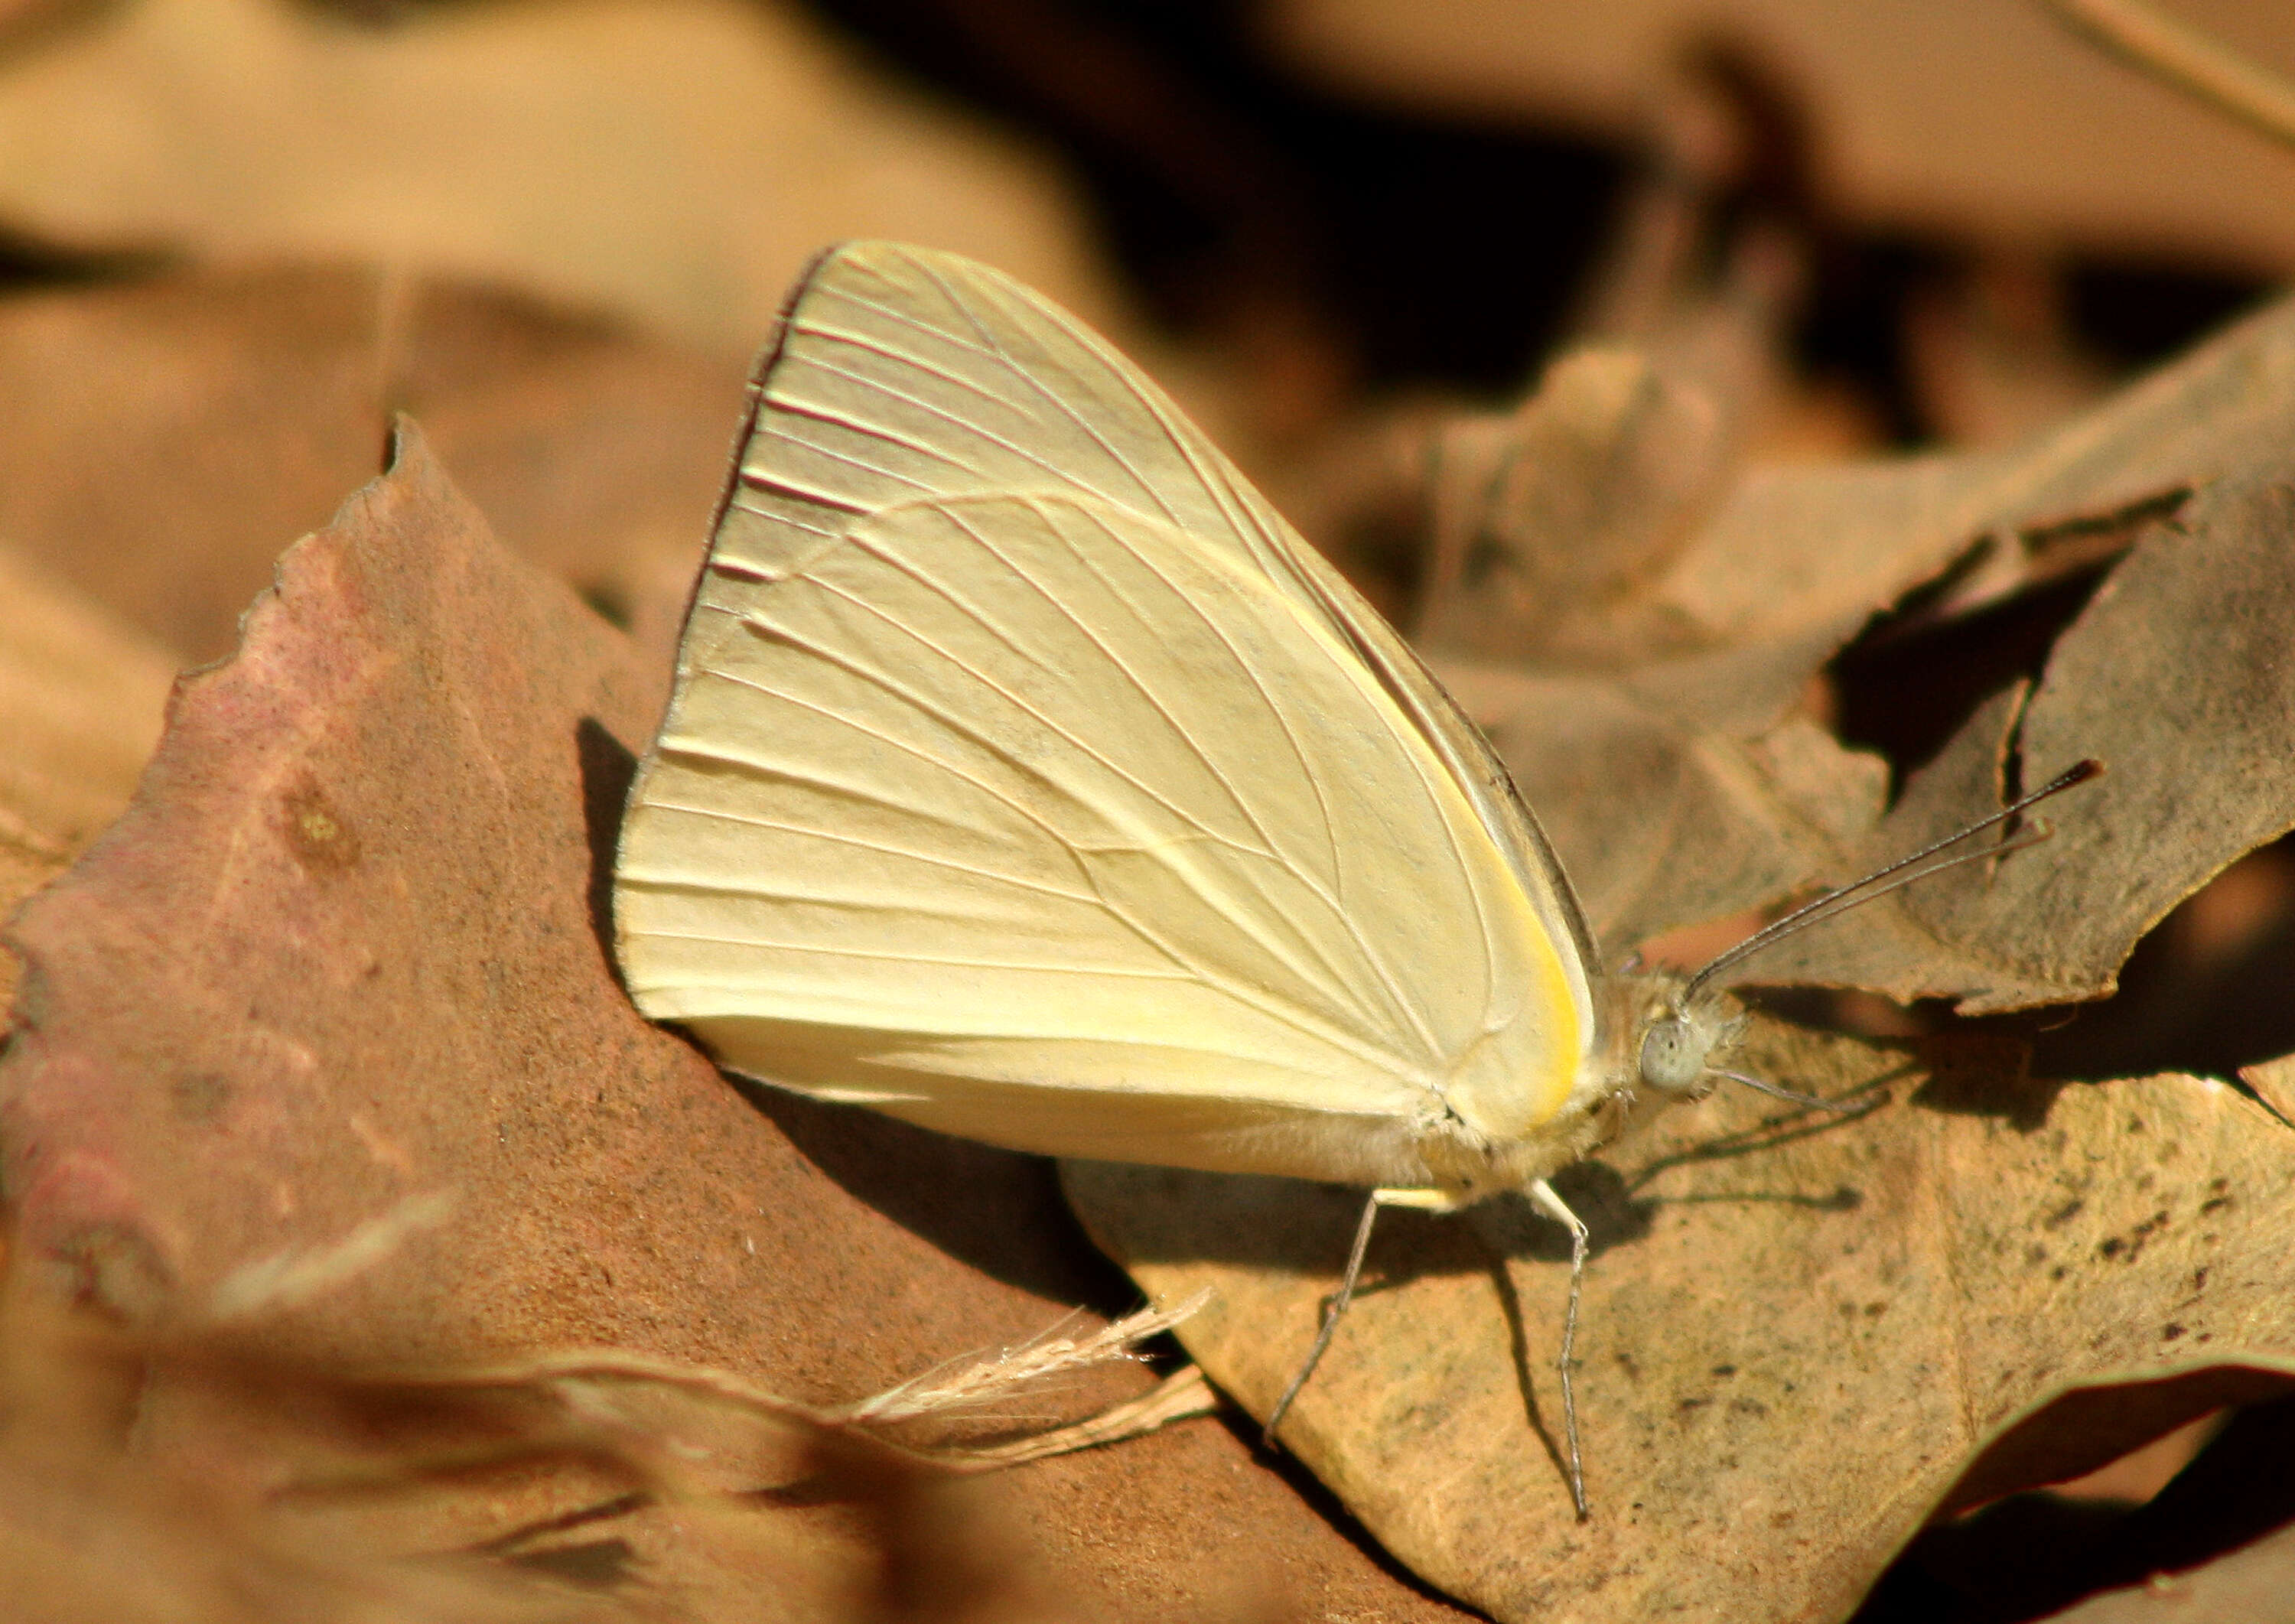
[0,427,1463,1623]
[1068,1021,2295,1623]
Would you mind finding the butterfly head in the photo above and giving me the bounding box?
[1567,975,1742,1150]
[1636,998,1732,1098]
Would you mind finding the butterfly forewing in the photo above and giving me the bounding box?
[718,244,1597,1020]
[721,246,1286,574]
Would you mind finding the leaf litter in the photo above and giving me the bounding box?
[8,256,2295,1620]
[1070,1024,2295,1622]
[0,423,1460,1623]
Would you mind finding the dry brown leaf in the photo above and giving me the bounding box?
[1884,1376,2295,1621]
[1414,148,1815,673]
[2238,1053,2295,1126]
[1903,252,2121,451]
[1429,282,2295,701]
[0,425,1467,1624]
[0,0,1122,360]
[1066,1019,2295,1623]
[2023,1398,2295,1622]
[0,545,174,849]
[1682,281,2295,654]
[0,261,743,666]
[1416,346,1743,666]
[1385,190,1907,955]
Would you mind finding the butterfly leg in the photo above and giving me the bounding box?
[1528,1177,1591,1520]
[1262,1186,1466,1447]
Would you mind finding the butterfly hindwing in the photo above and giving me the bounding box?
[620,486,1589,1182]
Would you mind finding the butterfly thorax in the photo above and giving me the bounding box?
[1415,971,1717,1204]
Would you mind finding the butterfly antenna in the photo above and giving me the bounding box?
[1680,759,2099,1006]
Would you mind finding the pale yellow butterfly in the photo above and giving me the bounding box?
[611,240,2092,1514]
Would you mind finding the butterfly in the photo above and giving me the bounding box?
[610,240,2091,1515]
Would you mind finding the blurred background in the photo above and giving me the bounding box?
[5,0,2290,701]
[3,0,2290,672]
[2,0,2288,446]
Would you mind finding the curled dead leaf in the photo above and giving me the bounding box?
[1756,467,2295,1012]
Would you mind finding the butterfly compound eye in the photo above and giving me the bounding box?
[1639,1015,1711,1094]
